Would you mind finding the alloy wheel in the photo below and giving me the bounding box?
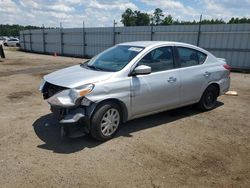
[100,108,120,136]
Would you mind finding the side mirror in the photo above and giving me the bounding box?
[131,65,151,76]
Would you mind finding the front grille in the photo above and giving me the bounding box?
[42,82,68,99]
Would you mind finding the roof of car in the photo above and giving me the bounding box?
[119,41,192,47]
[118,41,210,55]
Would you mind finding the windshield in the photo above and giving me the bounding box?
[83,45,144,72]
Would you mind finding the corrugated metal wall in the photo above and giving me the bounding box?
[20,24,250,69]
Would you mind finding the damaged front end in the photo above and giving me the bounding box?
[40,80,95,137]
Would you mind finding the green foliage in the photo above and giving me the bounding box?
[121,8,150,26]
[0,24,52,37]
[153,8,164,25]
[172,19,225,25]
[162,15,173,25]
[134,11,150,26]
[121,8,136,26]
[201,19,225,24]
[228,17,250,24]
[121,8,250,26]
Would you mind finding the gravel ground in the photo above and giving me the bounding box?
[0,48,250,188]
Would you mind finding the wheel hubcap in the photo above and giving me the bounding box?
[100,108,120,136]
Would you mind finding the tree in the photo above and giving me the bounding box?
[121,8,136,26]
[121,8,150,26]
[134,11,150,26]
[162,15,173,25]
[228,17,235,24]
[153,8,164,25]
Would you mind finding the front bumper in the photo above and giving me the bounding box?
[51,106,86,124]
[40,81,96,137]
[51,106,91,136]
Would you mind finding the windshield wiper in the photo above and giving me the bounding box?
[87,65,104,71]
[81,63,99,70]
[81,63,114,72]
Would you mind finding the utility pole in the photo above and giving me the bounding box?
[150,17,154,41]
[42,24,45,53]
[197,14,202,46]
[29,29,32,51]
[113,20,117,45]
[60,22,63,55]
[82,21,85,57]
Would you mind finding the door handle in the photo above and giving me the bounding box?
[168,77,177,83]
[204,71,211,77]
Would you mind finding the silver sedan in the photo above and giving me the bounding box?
[39,41,231,141]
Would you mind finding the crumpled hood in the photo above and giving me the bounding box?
[44,65,113,88]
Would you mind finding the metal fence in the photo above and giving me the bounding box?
[20,24,250,69]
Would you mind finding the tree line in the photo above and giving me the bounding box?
[1,8,250,36]
[0,24,52,37]
[121,8,250,26]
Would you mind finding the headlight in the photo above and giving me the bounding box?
[47,84,94,107]
[73,84,94,96]
[69,84,94,103]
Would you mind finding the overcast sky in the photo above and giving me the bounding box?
[1,0,250,28]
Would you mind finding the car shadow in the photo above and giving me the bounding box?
[117,101,224,138]
[32,102,224,154]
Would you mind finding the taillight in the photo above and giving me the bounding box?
[223,64,231,71]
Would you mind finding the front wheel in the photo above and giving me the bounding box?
[90,102,121,141]
[197,85,219,111]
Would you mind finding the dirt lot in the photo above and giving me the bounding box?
[0,48,250,188]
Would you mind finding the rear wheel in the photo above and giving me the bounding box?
[197,85,218,111]
[90,102,121,141]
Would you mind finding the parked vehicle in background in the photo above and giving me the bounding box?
[39,41,231,141]
[4,38,20,47]
[0,36,9,41]
[0,36,8,45]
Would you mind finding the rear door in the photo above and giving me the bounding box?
[131,46,181,118]
[175,46,209,105]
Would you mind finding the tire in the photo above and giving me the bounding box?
[90,102,121,141]
[197,85,219,111]
[16,43,20,47]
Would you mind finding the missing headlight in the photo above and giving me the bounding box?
[42,82,68,99]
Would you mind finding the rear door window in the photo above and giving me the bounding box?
[177,47,207,67]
